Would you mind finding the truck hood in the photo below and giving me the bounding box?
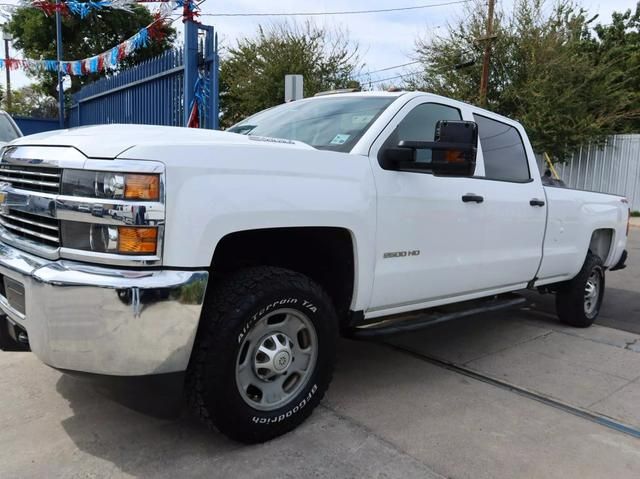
[8,124,314,159]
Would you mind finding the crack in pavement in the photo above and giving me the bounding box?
[624,338,640,352]
[319,403,448,479]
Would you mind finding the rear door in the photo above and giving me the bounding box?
[470,113,547,288]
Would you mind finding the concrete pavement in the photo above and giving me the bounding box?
[0,231,638,478]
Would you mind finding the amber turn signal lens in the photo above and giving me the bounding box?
[124,174,160,201]
[445,149,464,163]
[118,227,158,255]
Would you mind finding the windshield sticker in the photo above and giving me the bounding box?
[330,134,351,145]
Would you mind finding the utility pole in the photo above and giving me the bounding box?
[479,0,496,107]
[55,0,64,128]
[2,30,11,112]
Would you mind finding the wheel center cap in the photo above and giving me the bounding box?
[273,350,291,372]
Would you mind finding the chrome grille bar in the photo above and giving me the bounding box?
[0,209,60,246]
[0,212,59,232]
[0,176,60,189]
[0,218,59,244]
[0,164,61,194]
[0,168,60,178]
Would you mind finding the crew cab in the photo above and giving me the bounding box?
[0,92,629,443]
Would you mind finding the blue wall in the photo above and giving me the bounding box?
[13,117,62,136]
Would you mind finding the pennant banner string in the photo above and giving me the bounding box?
[0,11,177,76]
[1,1,197,19]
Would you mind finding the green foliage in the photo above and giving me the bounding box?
[6,6,175,100]
[409,0,640,161]
[5,85,59,118]
[220,22,361,127]
[631,211,640,217]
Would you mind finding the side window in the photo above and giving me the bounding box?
[473,114,530,182]
[381,103,462,166]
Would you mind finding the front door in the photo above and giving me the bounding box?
[367,99,496,314]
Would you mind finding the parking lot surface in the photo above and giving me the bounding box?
[0,230,638,478]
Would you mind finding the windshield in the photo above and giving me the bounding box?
[0,114,20,142]
[228,96,395,152]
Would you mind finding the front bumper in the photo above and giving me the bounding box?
[0,241,208,376]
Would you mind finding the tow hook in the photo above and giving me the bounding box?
[0,315,30,352]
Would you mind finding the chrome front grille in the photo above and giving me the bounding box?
[0,209,60,247]
[0,164,61,194]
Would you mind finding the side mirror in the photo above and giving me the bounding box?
[386,120,478,176]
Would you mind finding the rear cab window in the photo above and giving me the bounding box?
[473,114,531,182]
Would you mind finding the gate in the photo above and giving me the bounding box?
[68,21,218,129]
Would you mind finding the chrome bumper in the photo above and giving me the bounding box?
[0,241,208,376]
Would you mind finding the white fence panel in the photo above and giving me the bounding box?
[538,134,640,211]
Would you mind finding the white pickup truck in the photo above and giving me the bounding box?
[0,92,629,443]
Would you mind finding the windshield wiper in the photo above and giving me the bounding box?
[228,125,257,135]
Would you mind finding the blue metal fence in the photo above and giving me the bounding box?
[14,117,61,135]
[68,48,185,128]
[68,22,219,129]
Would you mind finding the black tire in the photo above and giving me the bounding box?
[187,266,338,443]
[555,252,605,328]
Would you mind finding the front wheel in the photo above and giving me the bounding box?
[187,266,338,443]
[555,252,605,328]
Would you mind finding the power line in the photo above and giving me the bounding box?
[355,60,422,78]
[200,1,473,18]
[366,71,420,84]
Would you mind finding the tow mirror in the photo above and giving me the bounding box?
[384,120,478,176]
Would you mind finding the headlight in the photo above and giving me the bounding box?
[62,222,158,255]
[62,170,160,201]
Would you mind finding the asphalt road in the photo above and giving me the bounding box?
[0,230,638,478]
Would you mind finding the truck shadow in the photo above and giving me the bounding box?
[520,287,640,334]
[55,374,240,476]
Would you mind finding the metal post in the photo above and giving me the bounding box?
[3,38,11,112]
[55,1,64,128]
[212,31,219,130]
[183,12,198,127]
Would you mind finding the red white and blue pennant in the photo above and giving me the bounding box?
[0,16,166,75]
[28,0,180,18]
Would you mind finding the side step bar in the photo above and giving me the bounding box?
[347,293,527,339]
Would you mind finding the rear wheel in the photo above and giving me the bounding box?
[555,252,605,328]
[187,266,338,443]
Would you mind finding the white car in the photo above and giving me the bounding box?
[0,92,630,443]
[0,110,22,147]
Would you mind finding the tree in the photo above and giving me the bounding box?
[409,0,640,161]
[220,22,361,127]
[6,6,175,101]
[5,85,59,118]
[583,4,640,132]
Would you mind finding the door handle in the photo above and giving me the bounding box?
[462,194,484,203]
[530,198,545,207]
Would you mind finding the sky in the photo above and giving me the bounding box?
[0,0,636,90]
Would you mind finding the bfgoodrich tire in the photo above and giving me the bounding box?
[187,266,338,443]
[555,252,605,328]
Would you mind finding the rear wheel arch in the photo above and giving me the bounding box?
[588,229,615,266]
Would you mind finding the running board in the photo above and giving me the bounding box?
[347,294,527,339]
